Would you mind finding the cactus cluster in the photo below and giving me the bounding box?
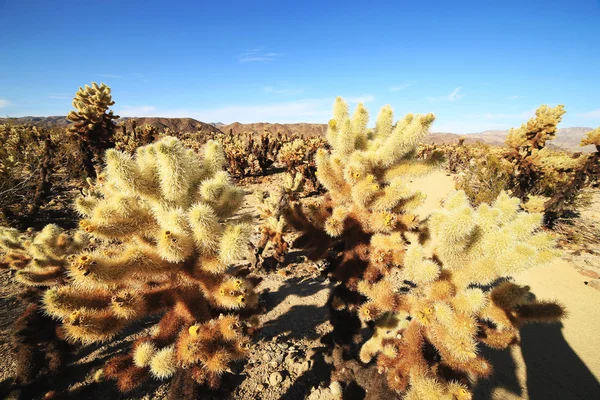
[418,140,479,174]
[357,190,563,397]
[542,127,600,219]
[114,119,160,154]
[285,98,441,354]
[1,86,589,399]
[212,130,282,178]
[419,108,597,223]
[286,98,564,398]
[505,105,599,222]
[67,82,120,178]
[505,104,566,200]
[0,224,88,286]
[0,124,59,222]
[42,137,257,395]
[287,97,439,286]
[278,136,327,195]
[0,225,88,387]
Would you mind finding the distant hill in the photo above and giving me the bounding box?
[220,122,327,138]
[0,116,223,137]
[0,116,71,127]
[464,127,595,152]
[1,116,593,152]
[118,117,222,136]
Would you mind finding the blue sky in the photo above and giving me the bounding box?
[0,0,599,133]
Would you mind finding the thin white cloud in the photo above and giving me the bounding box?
[577,109,600,119]
[427,87,464,103]
[263,86,304,95]
[505,95,526,100]
[0,99,11,108]
[126,96,373,123]
[389,81,416,92]
[99,74,124,79]
[118,105,157,116]
[238,48,282,63]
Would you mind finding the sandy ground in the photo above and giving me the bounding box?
[1,170,599,399]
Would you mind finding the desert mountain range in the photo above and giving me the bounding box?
[0,116,594,152]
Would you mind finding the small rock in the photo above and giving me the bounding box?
[293,360,312,375]
[269,360,278,368]
[256,383,267,392]
[330,381,342,396]
[269,371,283,386]
[273,354,284,364]
[285,355,298,366]
[278,343,289,350]
[262,353,272,362]
[288,346,296,352]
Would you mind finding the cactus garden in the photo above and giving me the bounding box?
[0,78,598,400]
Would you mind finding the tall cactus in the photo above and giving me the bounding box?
[505,104,566,199]
[67,82,119,179]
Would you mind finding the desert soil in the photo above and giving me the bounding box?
[0,170,599,400]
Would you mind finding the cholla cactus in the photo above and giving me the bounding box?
[543,127,600,220]
[287,98,564,398]
[114,120,159,154]
[278,136,326,195]
[288,97,438,288]
[0,225,87,386]
[43,137,257,395]
[67,82,120,178]
[0,124,60,221]
[506,105,566,151]
[456,150,513,206]
[505,106,597,222]
[0,224,88,286]
[213,130,282,178]
[581,127,600,150]
[505,104,566,199]
[253,183,299,271]
[357,190,564,398]
[285,98,441,357]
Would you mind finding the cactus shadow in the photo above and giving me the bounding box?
[520,322,600,400]
[280,348,333,400]
[259,277,331,341]
[8,354,142,400]
[474,322,600,400]
[472,344,523,399]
